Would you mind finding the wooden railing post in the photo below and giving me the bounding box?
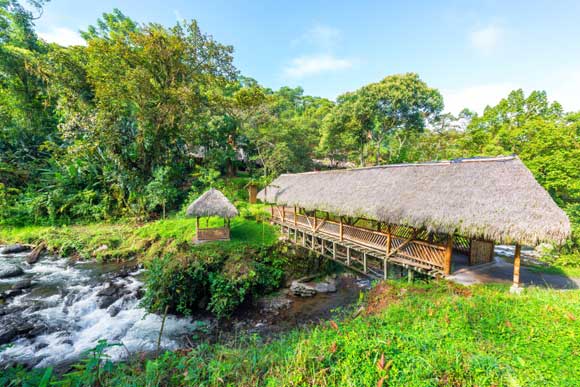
[444,234,454,275]
[384,226,391,280]
[339,218,344,241]
[313,211,317,231]
[294,206,297,226]
[282,206,285,223]
[513,244,521,288]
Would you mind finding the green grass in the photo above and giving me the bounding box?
[5,281,579,386]
[0,210,277,262]
[524,262,580,278]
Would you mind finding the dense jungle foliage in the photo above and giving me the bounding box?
[1,1,579,257]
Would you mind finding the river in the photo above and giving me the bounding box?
[0,246,369,369]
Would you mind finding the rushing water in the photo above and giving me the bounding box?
[0,247,369,369]
[0,249,204,369]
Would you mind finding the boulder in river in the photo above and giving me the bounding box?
[290,276,338,297]
[96,282,126,309]
[26,243,46,264]
[0,264,24,279]
[290,280,317,297]
[0,244,30,255]
[12,279,32,290]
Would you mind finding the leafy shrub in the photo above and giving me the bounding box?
[141,244,287,319]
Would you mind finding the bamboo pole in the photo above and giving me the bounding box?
[444,234,454,275]
[313,210,317,231]
[513,244,522,287]
[363,253,367,273]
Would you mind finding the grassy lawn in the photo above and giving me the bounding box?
[0,214,277,261]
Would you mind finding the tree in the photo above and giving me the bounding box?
[320,73,443,165]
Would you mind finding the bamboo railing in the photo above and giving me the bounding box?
[271,206,447,272]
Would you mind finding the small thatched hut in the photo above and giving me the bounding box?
[186,188,238,242]
[258,155,571,286]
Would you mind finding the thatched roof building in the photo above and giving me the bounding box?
[186,188,238,219]
[258,156,570,246]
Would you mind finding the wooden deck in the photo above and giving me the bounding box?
[271,206,453,279]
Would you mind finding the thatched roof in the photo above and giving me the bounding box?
[258,156,570,246]
[186,188,238,218]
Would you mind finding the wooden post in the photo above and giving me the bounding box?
[408,269,414,283]
[294,228,297,242]
[270,205,274,219]
[444,234,454,275]
[293,206,297,226]
[321,238,325,254]
[363,253,367,273]
[346,247,351,265]
[332,242,336,259]
[339,218,344,241]
[302,231,305,247]
[282,206,285,223]
[384,226,391,280]
[383,259,388,280]
[313,211,317,231]
[513,244,522,288]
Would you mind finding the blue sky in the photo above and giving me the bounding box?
[33,0,580,114]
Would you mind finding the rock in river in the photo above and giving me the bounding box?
[26,243,46,264]
[0,244,30,255]
[0,264,24,279]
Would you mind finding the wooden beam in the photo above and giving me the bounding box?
[444,234,454,275]
[513,244,521,287]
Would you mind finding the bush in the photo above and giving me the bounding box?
[141,244,287,319]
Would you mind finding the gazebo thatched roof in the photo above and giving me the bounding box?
[258,156,570,246]
[186,188,238,219]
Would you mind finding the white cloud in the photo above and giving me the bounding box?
[293,25,341,50]
[38,27,85,46]
[284,54,354,78]
[470,24,503,54]
[442,82,516,115]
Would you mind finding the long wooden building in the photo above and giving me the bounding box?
[258,156,570,287]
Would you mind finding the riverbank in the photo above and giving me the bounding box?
[0,213,276,262]
[0,244,369,370]
[3,280,579,386]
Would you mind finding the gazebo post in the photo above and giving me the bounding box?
[512,244,522,289]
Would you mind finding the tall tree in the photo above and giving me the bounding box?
[320,73,443,165]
